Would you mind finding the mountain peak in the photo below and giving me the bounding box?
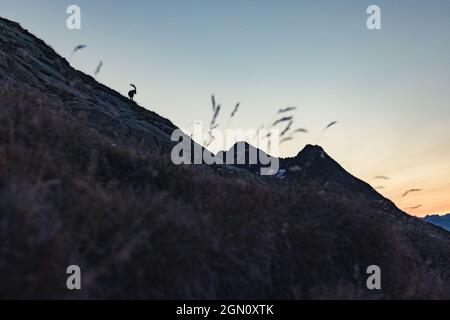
[281,144,386,201]
[300,144,324,153]
[295,144,328,161]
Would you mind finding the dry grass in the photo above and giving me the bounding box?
[0,87,449,299]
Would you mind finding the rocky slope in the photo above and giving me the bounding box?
[0,17,177,153]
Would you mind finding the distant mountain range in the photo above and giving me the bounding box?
[424,214,450,232]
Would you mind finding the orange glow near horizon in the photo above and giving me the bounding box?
[363,170,450,218]
[281,140,450,219]
[389,191,450,218]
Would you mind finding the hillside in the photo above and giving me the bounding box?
[1,16,450,299]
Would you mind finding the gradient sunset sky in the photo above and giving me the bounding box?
[1,0,449,216]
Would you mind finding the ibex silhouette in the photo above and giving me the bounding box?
[128,84,137,101]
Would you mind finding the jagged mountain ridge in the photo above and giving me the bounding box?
[220,142,387,200]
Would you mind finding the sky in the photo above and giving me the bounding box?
[1,0,449,217]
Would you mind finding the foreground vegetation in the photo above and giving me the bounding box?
[0,87,449,299]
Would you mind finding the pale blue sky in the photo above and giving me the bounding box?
[1,0,450,215]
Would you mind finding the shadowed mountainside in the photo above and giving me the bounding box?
[1,16,450,299]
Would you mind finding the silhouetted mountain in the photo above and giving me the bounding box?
[216,141,277,175]
[219,143,392,202]
[1,16,450,299]
[280,145,386,200]
[424,214,450,232]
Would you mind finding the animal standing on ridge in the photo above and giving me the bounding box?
[128,84,137,101]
